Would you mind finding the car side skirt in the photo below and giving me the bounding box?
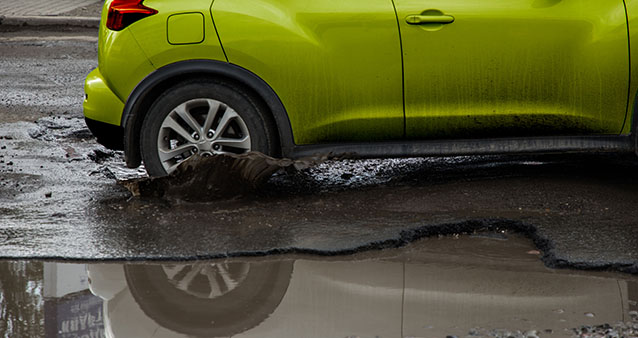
[288,135,634,159]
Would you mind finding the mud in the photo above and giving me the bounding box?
[120,153,321,201]
[573,323,638,338]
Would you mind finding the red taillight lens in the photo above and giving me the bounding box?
[106,0,157,31]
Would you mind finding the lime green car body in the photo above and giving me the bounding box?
[84,0,638,167]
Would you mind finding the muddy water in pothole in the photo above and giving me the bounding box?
[1,235,636,338]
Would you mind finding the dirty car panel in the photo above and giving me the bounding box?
[83,0,638,172]
[395,0,630,139]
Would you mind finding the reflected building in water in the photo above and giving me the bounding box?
[43,263,105,338]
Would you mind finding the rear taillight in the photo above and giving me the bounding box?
[106,0,157,31]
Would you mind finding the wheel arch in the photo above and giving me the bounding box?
[121,59,294,168]
[631,89,638,156]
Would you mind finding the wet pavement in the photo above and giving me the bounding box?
[2,111,638,274]
[0,26,97,123]
[0,26,638,274]
[1,21,638,338]
[0,235,636,337]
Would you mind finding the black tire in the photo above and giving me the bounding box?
[124,261,294,337]
[140,79,278,176]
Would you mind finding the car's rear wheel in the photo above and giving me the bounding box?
[140,79,277,176]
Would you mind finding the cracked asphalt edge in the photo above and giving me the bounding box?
[4,218,635,275]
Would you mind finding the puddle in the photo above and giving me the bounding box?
[0,235,636,338]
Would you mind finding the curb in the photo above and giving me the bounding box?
[0,15,99,28]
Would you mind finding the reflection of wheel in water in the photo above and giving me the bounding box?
[124,261,294,337]
[162,262,251,300]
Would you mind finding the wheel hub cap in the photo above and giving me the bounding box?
[157,98,252,174]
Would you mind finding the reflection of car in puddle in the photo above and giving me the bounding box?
[87,250,637,337]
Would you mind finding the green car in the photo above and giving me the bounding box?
[84,0,638,176]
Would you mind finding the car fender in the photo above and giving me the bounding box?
[121,60,294,168]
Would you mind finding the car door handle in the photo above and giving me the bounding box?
[405,14,455,25]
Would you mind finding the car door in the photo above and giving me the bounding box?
[393,0,630,139]
[212,0,404,145]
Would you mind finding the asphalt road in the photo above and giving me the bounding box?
[0,26,637,274]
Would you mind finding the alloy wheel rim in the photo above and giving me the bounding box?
[157,98,251,174]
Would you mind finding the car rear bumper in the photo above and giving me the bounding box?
[83,68,125,126]
[84,68,125,150]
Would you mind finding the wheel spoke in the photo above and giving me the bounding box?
[203,99,222,133]
[158,144,195,162]
[176,264,205,290]
[174,104,202,134]
[204,265,224,298]
[162,265,188,279]
[161,117,196,143]
[164,162,182,173]
[212,107,240,140]
[214,136,251,150]
[215,264,238,290]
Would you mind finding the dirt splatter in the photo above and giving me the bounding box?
[119,153,322,201]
